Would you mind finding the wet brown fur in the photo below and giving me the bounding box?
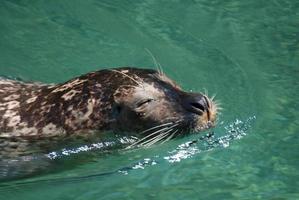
[0,67,218,158]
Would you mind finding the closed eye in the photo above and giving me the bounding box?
[137,98,154,107]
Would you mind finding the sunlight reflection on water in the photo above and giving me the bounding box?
[119,116,256,174]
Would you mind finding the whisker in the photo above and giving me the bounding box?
[203,88,209,97]
[157,62,164,75]
[126,123,180,149]
[110,69,142,87]
[143,128,173,147]
[161,129,178,144]
[216,106,223,111]
[126,127,170,149]
[138,126,172,142]
[118,84,139,89]
[140,122,174,135]
[140,123,179,141]
[213,101,222,111]
[141,123,182,147]
[214,100,221,105]
[211,94,217,101]
[144,48,163,75]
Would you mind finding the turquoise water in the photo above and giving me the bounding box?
[0,0,298,199]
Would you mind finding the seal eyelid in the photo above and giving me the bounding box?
[136,98,154,107]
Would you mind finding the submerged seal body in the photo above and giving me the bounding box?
[0,67,218,158]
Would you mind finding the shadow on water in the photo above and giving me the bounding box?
[0,115,256,189]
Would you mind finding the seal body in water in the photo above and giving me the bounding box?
[0,67,218,158]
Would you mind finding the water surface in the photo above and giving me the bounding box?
[0,0,298,199]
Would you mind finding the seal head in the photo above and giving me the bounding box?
[110,69,217,135]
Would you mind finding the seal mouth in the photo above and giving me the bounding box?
[193,95,218,132]
[203,95,211,121]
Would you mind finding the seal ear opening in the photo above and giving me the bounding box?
[116,105,122,113]
[112,104,122,117]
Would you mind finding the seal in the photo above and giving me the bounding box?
[0,67,218,158]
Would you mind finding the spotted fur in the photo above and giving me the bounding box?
[0,67,218,158]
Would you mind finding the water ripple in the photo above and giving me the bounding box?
[120,115,256,174]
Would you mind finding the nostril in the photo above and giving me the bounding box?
[182,93,209,115]
[190,102,205,112]
[184,96,208,115]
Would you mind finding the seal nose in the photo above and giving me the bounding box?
[183,94,209,115]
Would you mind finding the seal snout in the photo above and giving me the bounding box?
[182,94,209,116]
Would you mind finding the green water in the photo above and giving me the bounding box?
[0,0,298,199]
